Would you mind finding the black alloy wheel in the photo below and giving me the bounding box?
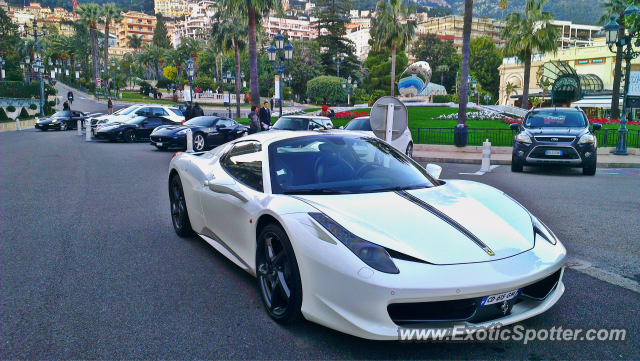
[123,129,136,143]
[169,174,193,236]
[59,120,68,131]
[256,224,303,324]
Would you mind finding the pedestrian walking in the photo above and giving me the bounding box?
[67,90,74,105]
[63,100,70,111]
[248,105,260,134]
[192,102,204,118]
[259,101,272,131]
[270,98,274,111]
[107,98,113,114]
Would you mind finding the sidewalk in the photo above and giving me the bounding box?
[413,144,640,168]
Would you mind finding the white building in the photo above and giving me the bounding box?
[344,25,371,60]
[264,17,318,40]
[349,9,359,18]
[305,2,315,11]
[171,1,216,48]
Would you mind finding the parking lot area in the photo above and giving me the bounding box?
[1,129,639,359]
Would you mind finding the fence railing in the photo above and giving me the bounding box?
[409,127,640,148]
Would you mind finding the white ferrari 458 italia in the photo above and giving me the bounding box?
[167,130,566,340]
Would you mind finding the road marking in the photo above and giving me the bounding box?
[600,169,637,174]
[459,165,500,175]
[566,257,640,293]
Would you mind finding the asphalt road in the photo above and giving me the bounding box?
[1,129,638,359]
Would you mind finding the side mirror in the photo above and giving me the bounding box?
[141,121,148,126]
[592,123,602,130]
[339,126,344,130]
[425,163,442,179]
[217,124,226,129]
[510,123,519,131]
[205,178,249,202]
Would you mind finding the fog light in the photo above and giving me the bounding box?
[518,150,524,156]
[585,152,592,157]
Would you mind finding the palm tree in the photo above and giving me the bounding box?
[126,34,144,53]
[218,0,281,107]
[597,0,629,119]
[436,64,449,85]
[371,0,417,96]
[457,0,473,126]
[76,3,102,82]
[136,48,154,80]
[163,48,187,76]
[504,81,519,104]
[500,0,559,110]
[499,0,509,19]
[100,3,122,74]
[538,77,552,102]
[146,44,166,80]
[211,15,248,118]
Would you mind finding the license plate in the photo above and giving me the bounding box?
[157,142,163,146]
[545,150,563,156]
[480,289,520,306]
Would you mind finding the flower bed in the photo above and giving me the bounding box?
[334,111,369,120]
[432,111,503,121]
[499,117,640,126]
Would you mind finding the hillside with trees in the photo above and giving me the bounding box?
[5,0,154,13]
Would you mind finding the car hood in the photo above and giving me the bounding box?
[294,180,535,265]
[524,127,586,136]
[152,125,194,135]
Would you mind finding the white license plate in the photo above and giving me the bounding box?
[545,150,563,156]
[157,142,163,146]
[480,289,520,306]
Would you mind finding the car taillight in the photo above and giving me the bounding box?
[173,151,183,158]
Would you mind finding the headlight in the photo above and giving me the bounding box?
[531,216,558,245]
[176,129,189,135]
[309,213,399,274]
[578,133,595,144]
[515,133,532,144]
[51,119,58,123]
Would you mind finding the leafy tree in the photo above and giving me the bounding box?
[77,4,102,82]
[499,0,509,19]
[469,36,502,99]
[370,0,416,96]
[363,47,408,94]
[412,34,460,92]
[100,3,122,74]
[126,34,143,53]
[500,0,559,110]
[288,39,322,102]
[0,8,22,81]
[163,65,178,81]
[504,81,519,103]
[306,76,347,104]
[313,0,359,78]
[153,15,172,49]
[458,0,473,126]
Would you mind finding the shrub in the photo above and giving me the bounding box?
[139,81,152,96]
[44,102,54,115]
[0,82,41,98]
[157,78,172,89]
[0,108,8,120]
[48,100,56,107]
[20,107,30,118]
[29,103,38,110]
[432,95,451,103]
[87,82,96,94]
[306,76,347,105]
[6,106,16,112]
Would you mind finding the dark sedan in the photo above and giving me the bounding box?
[150,116,248,151]
[510,107,601,175]
[35,111,89,131]
[95,115,180,142]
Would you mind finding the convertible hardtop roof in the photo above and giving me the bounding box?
[239,129,371,144]
[280,115,331,120]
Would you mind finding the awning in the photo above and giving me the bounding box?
[570,98,623,109]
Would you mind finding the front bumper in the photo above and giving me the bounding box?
[281,214,567,340]
[35,122,59,130]
[512,141,596,167]
[95,130,121,140]
[150,135,186,148]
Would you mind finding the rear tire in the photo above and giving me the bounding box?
[511,157,523,172]
[405,142,413,158]
[169,174,194,237]
[583,156,597,175]
[123,129,136,143]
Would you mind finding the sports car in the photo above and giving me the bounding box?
[150,116,248,151]
[94,115,180,142]
[35,110,91,131]
[167,131,566,340]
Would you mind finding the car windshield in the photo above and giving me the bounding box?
[114,106,137,115]
[124,116,146,124]
[524,111,587,128]
[185,117,217,126]
[52,111,71,117]
[269,134,436,195]
[272,117,311,130]
[345,118,372,131]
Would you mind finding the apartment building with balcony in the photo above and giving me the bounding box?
[154,0,192,18]
[415,15,505,54]
[552,20,602,48]
[263,17,318,40]
[170,1,216,48]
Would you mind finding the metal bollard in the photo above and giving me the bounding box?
[186,128,193,152]
[85,120,92,142]
[15,118,21,131]
[77,119,83,136]
[480,138,491,172]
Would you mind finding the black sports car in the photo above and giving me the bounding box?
[150,116,248,151]
[35,111,89,131]
[95,115,180,142]
[510,107,601,175]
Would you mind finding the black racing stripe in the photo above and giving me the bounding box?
[395,190,495,256]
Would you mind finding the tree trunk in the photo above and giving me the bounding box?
[90,26,99,82]
[104,22,110,74]
[611,19,625,119]
[390,44,396,97]
[522,47,532,110]
[248,2,260,107]
[235,40,241,118]
[457,0,473,126]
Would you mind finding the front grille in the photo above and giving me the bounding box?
[522,268,562,300]
[529,147,580,160]
[534,136,576,142]
[152,136,174,142]
[388,298,478,325]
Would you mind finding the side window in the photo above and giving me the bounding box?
[145,118,162,127]
[221,141,263,192]
[218,119,233,128]
[152,108,169,116]
[136,107,150,116]
[170,109,183,116]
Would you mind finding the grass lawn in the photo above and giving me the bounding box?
[118,91,254,107]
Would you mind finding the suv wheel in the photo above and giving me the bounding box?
[583,155,597,175]
[511,156,523,172]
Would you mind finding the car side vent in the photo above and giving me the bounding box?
[385,248,432,264]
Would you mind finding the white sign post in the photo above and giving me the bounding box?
[274,75,280,100]
[184,85,192,102]
[627,71,640,97]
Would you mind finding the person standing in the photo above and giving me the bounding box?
[184,104,193,121]
[191,102,204,118]
[63,100,70,111]
[248,106,260,134]
[107,98,113,114]
[259,101,272,130]
[67,90,74,105]
[270,98,274,111]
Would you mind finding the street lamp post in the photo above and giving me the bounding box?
[342,76,357,106]
[604,7,639,156]
[0,56,5,81]
[24,19,46,84]
[267,31,294,117]
[224,70,235,118]
[468,76,477,104]
[484,93,491,105]
[20,59,25,84]
[332,52,344,77]
[187,58,195,105]
[34,57,45,116]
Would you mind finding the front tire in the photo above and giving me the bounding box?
[511,156,523,172]
[123,129,136,143]
[193,133,206,151]
[405,142,413,158]
[169,174,194,237]
[59,121,68,131]
[583,155,597,175]
[156,145,169,150]
[256,224,303,324]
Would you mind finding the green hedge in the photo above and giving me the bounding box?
[0,108,8,120]
[0,82,41,98]
[29,103,38,110]
[20,107,29,118]
[6,106,16,112]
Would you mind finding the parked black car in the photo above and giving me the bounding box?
[35,111,89,131]
[510,107,601,175]
[95,115,180,142]
[150,116,248,151]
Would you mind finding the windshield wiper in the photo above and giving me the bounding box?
[365,184,432,193]
[283,188,352,195]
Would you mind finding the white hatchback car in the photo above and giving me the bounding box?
[343,116,414,157]
[91,104,185,130]
[270,115,333,131]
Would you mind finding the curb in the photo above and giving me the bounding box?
[412,156,640,168]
